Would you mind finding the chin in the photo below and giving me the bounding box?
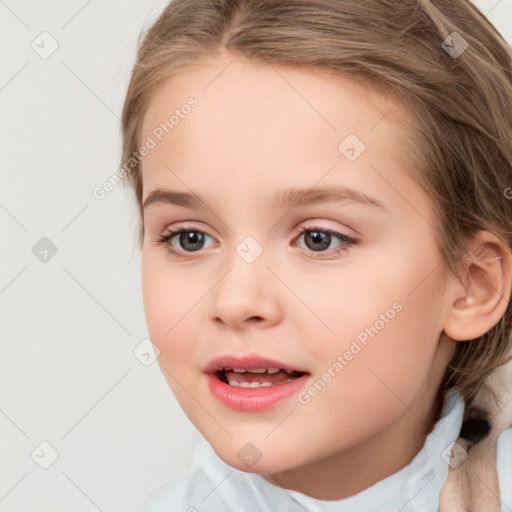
[209,438,307,474]
[224,454,295,474]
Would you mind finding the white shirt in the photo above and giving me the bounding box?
[142,390,512,512]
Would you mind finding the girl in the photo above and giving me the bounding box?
[120,0,512,510]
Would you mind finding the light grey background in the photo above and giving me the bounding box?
[1,1,511,511]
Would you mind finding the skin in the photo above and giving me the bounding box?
[138,53,511,500]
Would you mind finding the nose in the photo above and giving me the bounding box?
[209,244,283,330]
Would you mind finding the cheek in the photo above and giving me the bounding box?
[141,256,202,413]
[141,252,169,335]
[307,242,443,409]
[290,300,442,457]
[141,251,197,366]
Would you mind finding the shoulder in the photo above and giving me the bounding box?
[498,425,512,509]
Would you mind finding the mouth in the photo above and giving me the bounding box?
[215,367,306,387]
[204,354,311,411]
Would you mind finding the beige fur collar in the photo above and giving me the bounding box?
[440,353,512,512]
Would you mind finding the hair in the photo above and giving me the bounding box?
[120,0,512,407]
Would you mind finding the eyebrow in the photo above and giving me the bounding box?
[142,186,388,212]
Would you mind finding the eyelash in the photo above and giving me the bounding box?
[155,224,358,260]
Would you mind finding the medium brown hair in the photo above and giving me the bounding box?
[120,0,512,405]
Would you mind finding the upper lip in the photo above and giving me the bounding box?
[204,353,309,374]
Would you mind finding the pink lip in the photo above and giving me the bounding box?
[206,373,310,411]
[204,353,310,412]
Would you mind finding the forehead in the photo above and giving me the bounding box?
[139,56,429,222]
[140,56,407,143]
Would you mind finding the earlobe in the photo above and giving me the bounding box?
[442,231,512,342]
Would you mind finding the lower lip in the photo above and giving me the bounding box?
[206,373,310,411]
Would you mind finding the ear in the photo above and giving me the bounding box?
[443,231,512,341]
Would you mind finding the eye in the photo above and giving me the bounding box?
[155,225,215,259]
[154,224,358,260]
[293,226,357,259]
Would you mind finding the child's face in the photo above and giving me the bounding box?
[139,56,457,481]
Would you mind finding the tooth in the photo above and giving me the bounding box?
[246,368,267,373]
[267,368,280,374]
[233,368,246,373]
[227,380,275,387]
[283,369,294,374]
